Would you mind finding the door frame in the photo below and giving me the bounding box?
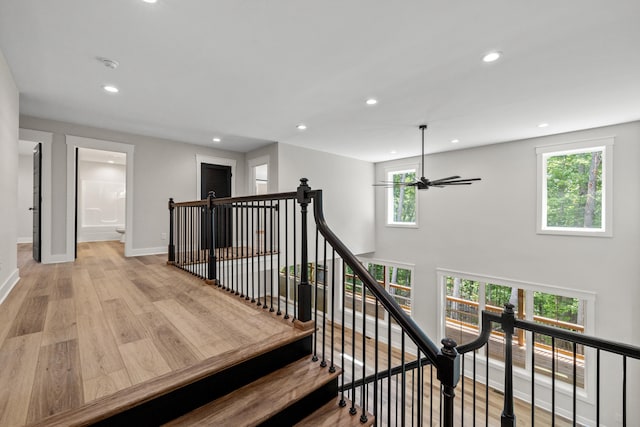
[195,154,236,199]
[66,135,135,258]
[18,129,55,263]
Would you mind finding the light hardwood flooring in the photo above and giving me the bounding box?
[1,242,300,427]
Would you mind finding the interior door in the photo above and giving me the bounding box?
[32,143,42,262]
[201,163,232,248]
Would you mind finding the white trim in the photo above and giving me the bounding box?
[17,237,33,244]
[195,155,237,199]
[536,137,614,237]
[435,268,598,423]
[18,129,54,263]
[127,246,167,257]
[66,135,135,258]
[46,254,73,264]
[247,155,270,195]
[0,268,20,305]
[384,163,419,228]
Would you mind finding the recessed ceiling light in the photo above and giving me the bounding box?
[390,150,397,154]
[97,57,119,69]
[212,137,221,143]
[366,98,378,106]
[482,51,502,63]
[451,139,460,144]
[108,160,115,164]
[296,124,307,131]
[142,0,157,3]
[538,123,549,128]
[102,85,119,93]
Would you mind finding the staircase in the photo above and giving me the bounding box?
[27,291,372,426]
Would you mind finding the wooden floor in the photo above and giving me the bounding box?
[0,242,303,427]
[2,242,575,426]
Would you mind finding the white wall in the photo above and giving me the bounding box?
[19,116,247,257]
[373,121,640,425]
[277,142,375,255]
[17,154,33,243]
[0,48,19,303]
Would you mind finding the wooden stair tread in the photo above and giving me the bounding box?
[295,397,374,427]
[164,358,340,426]
[26,327,313,427]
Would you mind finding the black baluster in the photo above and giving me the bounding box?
[552,336,556,427]
[320,238,327,367]
[251,201,255,303]
[245,202,250,301]
[208,191,216,284]
[329,246,336,373]
[293,198,297,321]
[573,342,577,426]
[284,199,289,319]
[360,285,368,423]
[312,227,319,362]
[401,333,406,427]
[296,178,312,322]
[168,198,175,263]
[374,298,379,421]
[437,337,460,427]
[350,271,357,416]
[269,200,274,311]
[340,260,346,408]
[501,304,516,427]
[276,200,282,316]
[532,334,536,425]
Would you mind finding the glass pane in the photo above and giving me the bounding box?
[444,277,480,346]
[546,150,603,228]
[389,170,416,223]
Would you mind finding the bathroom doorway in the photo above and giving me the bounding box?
[76,148,127,248]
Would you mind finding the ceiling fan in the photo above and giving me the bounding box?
[375,124,481,190]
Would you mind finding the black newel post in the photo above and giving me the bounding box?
[168,198,175,263]
[296,178,312,322]
[207,191,217,283]
[501,303,516,427]
[437,337,460,427]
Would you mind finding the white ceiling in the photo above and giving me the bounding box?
[2,1,639,162]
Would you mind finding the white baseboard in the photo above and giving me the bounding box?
[127,246,168,257]
[0,268,20,305]
[17,237,33,244]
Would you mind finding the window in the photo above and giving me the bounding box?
[537,138,613,236]
[439,270,593,387]
[344,260,414,319]
[386,167,418,226]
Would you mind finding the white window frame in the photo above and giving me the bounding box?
[536,137,613,237]
[385,164,419,228]
[436,268,597,420]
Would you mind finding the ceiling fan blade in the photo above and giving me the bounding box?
[435,177,482,184]
[430,176,461,184]
[437,182,473,185]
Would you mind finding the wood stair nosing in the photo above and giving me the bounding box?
[163,357,341,426]
[26,328,313,427]
[295,397,375,427]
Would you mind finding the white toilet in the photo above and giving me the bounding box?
[115,227,126,243]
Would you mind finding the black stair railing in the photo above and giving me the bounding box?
[455,304,640,426]
[168,178,469,426]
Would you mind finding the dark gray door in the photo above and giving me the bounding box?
[201,163,232,248]
[32,143,42,262]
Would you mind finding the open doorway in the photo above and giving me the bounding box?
[17,140,40,260]
[76,148,127,246]
[66,135,134,260]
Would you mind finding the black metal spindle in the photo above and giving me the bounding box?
[388,316,393,424]
[284,199,289,318]
[251,201,255,303]
[312,227,319,362]
[263,200,268,309]
[340,260,346,407]
[350,272,357,415]
[401,333,406,426]
[623,355,627,427]
[485,341,489,426]
[329,248,335,373]
[320,238,327,367]
[293,198,297,321]
[276,200,282,316]
[374,299,379,423]
[269,200,274,311]
[596,348,600,426]
[245,202,250,301]
[532,334,536,425]
[552,336,556,427]
[572,341,577,426]
[361,285,368,423]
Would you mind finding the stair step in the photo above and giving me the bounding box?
[295,397,375,427]
[163,358,340,426]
